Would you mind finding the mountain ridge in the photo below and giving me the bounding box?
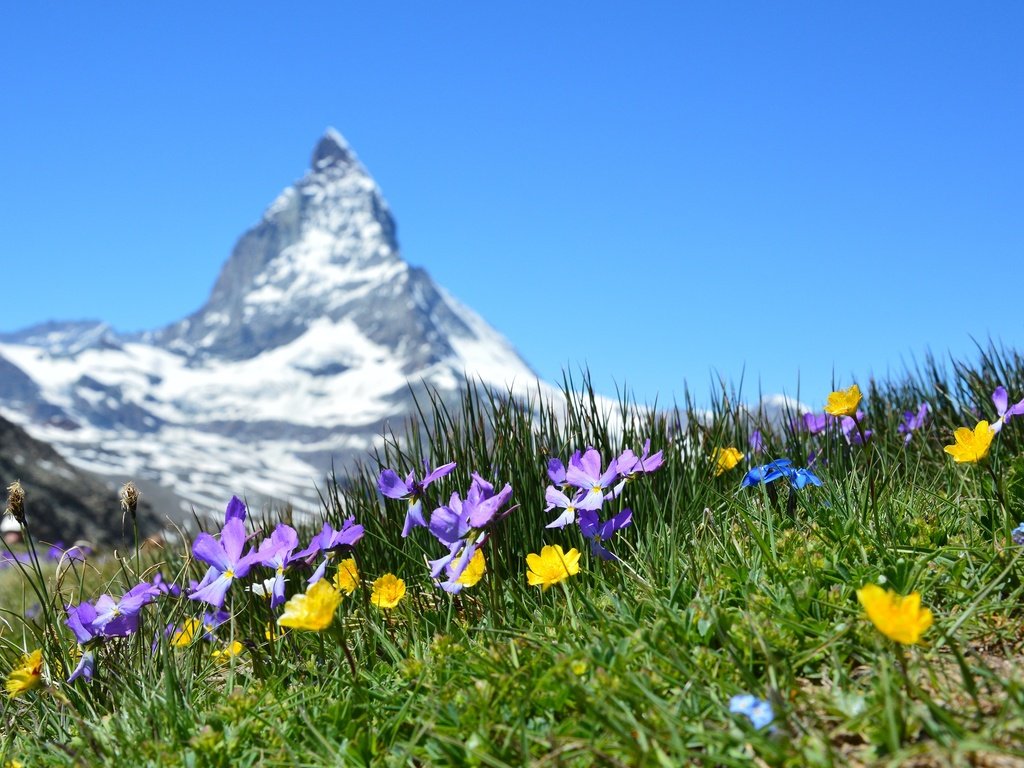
[0,129,538,523]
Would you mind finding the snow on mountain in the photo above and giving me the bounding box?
[0,130,539,522]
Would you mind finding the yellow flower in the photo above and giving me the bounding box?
[5,649,43,698]
[856,584,933,645]
[824,384,862,417]
[277,579,341,631]
[371,573,406,610]
[333,557,360,595]
[455,548,486,588]
[713,447,744,476]
[526,544,581,591]
[212,641,245,661]
[944,420,995,463]
[171,618,201,647]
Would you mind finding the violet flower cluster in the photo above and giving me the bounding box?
[59,494,365,685]
[378,462,514,593]
[545,441,663,561]
[64,580,161,682]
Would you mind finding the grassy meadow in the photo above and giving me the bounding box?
[2,346,1024,766]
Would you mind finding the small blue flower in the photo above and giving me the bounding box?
[729,693,775,730]
[1012,522,1024,547]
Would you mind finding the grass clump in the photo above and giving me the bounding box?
[2,345,1024,766]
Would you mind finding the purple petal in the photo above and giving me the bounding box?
[188,573,233,609]
[307,557,329,586]
[578,508,600,539]
[329,517,365,548]
[65,602,98,644]
[224,496,247,523]
[402,500,427,537]
[67,650,95,683]
[993,386,1009,417]
[428,504,465,545]
[192,532,230,571]
[547,458,566,485]
[220,518,248,564]
[378,469,411,500]
[467,483,512,528]
[422,461,457,487]
[544,485,572,511]
[545,509,576,529]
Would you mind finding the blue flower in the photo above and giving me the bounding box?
[1012,522,1024,547]
[729,693,775,730]
[741,459,821,490]
[740,459,793,488]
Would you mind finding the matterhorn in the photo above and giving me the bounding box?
[0,129,537,518]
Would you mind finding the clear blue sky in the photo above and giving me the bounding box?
[2,3,1022,408]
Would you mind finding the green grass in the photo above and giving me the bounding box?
[2,344,1024,766]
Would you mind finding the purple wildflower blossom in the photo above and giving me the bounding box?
[749,430,765,454]
[255,523,300,606]
[839,411,871,444]
[547,457,568,486]
[378,461,457,537]
[544,485,600,529]
[426,474,513,589]
[189,517,261,609]
[565,448,620,508]
[578,507,633,561]
[898,403,930,444]
[68,650,96,683]
[801,413,830,435]
[616,440,665,479]
[992,386,1024,433]
[295,517,365,585]
[91,581,160,637]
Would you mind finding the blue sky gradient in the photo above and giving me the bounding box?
[2,3,1021,407]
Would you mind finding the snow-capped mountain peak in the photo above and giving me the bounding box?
[0,130,537,519]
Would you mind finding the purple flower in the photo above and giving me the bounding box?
[547,457,568,486]
[544,485,599,529]
[66,601,101,645]
[378,461,457,537]
[578,507,633,561]
[189,518,261,609]
[898,403,930,444]
[91,581,160,637]
[431,538,483,594]
[425,474,513,588]
[749,430,765,454]
[255,523,299,606]
[839,412,871,445]
[152,572,181,598]
[68,650,96,683]
[295,518,365,585]
[565,448,619,508]
[616,440,665,479]
[992,386,1024,433]
[801,413,830,435]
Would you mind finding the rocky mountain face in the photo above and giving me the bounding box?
[0,130,538,527]
[0,414,156,546]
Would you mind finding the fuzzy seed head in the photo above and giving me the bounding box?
[5,481,25,526]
